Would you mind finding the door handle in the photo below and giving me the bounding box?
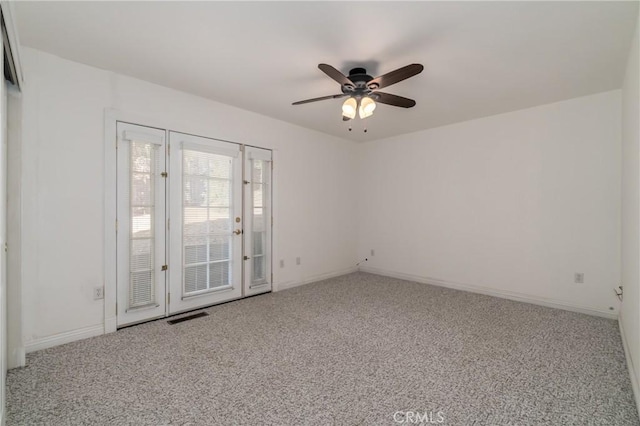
[233,229,242,235]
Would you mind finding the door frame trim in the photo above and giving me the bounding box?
[103,108,278,334]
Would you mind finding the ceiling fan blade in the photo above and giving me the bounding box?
[318,64,355,87]
[292,93,347,105]
[368,64,424,90]
[342,116,351,121]
[374,92,417,108]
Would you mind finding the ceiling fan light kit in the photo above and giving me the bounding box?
[341,96,375,120]
[359,96,376,119]
[293,62,424,130]
[342,97,357,119]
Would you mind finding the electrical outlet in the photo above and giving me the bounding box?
[574,273,584,284]
[370,249,375,257]
[279,259,285,268]
[296,257,301,266]
[94,287,104,300]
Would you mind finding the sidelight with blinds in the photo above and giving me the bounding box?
[128,140,160,307]
[251,160,267,283]
[116,123,167,327]
[244,147,272,294]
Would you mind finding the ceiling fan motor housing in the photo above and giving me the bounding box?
[342,68,378,95]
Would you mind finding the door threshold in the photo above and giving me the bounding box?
[117,290,271,330]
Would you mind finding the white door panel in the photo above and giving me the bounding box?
[116,123,167,326]
[168,132,243,314]
[243,147,272,296]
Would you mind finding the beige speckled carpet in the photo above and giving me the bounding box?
[7,272,639,425]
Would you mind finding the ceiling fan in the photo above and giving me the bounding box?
[292,63,424,121]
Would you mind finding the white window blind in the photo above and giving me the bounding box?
[182,149,234,295]
[128,141,159,308]
[250,158,270,285]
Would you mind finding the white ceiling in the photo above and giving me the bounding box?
[14,1,639,142]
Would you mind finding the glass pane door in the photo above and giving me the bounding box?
[168,132,242,314]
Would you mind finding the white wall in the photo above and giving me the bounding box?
[6,87,22,369]
[358,90,621,317]
[621,11,640,411]
[0,37,5,426]
[20,47,358,351]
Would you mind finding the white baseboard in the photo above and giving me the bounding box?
[7,346,25,369]
[104,316,117,334]
[25,324,104,354]
[619,316,640,417]
[359,266,617,319]
[275,266,358,292]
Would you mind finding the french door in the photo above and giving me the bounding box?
[167,131,244,313]
[116,123,272,327]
